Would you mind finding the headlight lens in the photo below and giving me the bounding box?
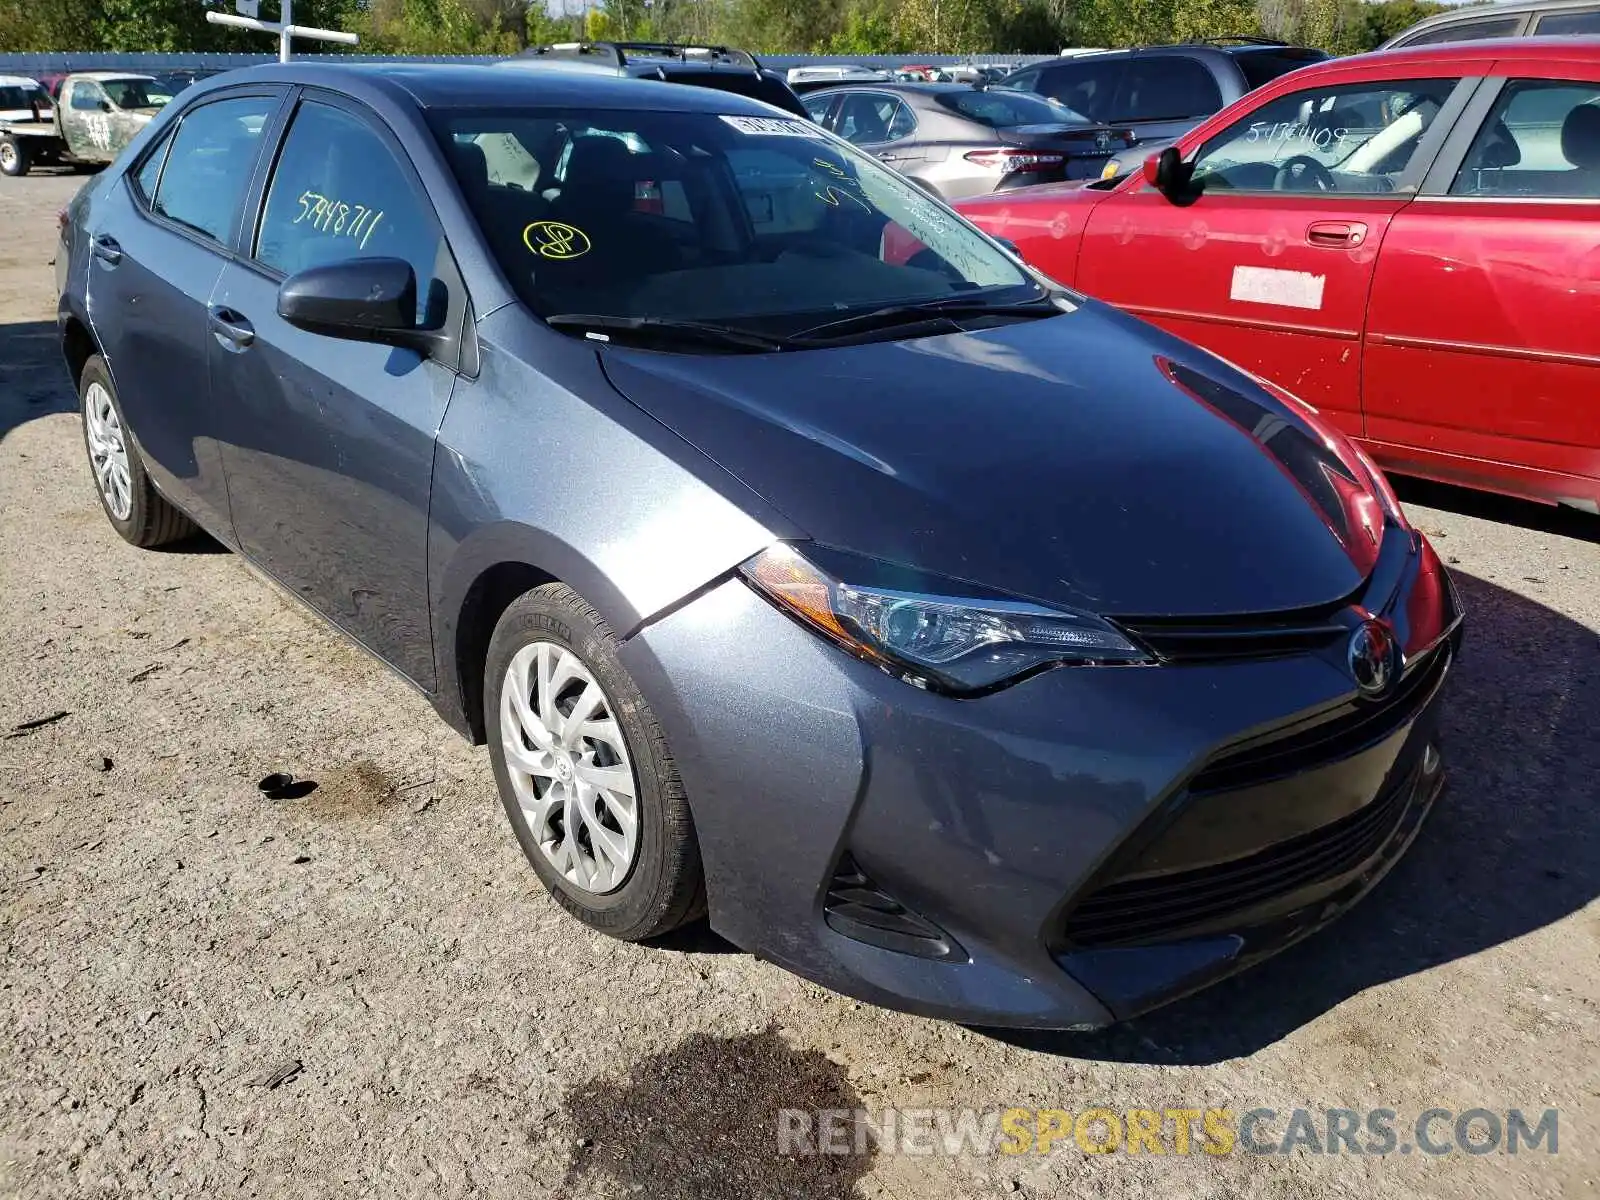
[739,545,1149,693]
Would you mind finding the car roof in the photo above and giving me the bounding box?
[212,61,788,114]
[1393,0,1600,35]
[1030,42,1310,64]
[0,75,46,87]
[1326,33,1600,69]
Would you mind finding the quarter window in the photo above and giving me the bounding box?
[1188,79,1458,194]
[1532,9,1600,34]
[132,129,173,201]
[255,100,444,325]
[1450,80,1600,198]
[150,96,276,244]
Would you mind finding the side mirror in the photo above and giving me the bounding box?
[1143,146,1192,200]
[277,257,437,351]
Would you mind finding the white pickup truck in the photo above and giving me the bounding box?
[0,72,174,177]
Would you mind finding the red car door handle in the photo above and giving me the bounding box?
[1306,221,1367,248]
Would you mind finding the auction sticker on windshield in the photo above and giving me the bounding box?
[720,116,823,138]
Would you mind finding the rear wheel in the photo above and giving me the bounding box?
[78,355,197,548]
[485,583,705,940]
[0,136,30,177]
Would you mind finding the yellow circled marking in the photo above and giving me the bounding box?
[523,220,592,261]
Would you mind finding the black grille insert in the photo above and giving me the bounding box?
[1061,765,1421,948]
[824,854,963,961]
[1189,641,1450,794]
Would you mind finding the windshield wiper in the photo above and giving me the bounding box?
[544,314,795,354]
[791,295,1065,343]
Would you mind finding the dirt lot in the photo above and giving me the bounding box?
[2,171,1597,1200]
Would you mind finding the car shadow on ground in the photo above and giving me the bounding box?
[0,319,74,441]
[1393,475,1599,543]
[984,570,1599,1064]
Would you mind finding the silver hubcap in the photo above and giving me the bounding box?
[0,143,16,170]
[501,641,640,895]
[84,381,132,520]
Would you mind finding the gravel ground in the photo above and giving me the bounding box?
[2,172,1598,1200]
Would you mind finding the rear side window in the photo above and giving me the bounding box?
[0,85,44,109]
[1115,58,1223,122]
[1401,16,1522,45]
[1533,8,1600,34]
[1451,80,1600,198]
[150,96,276,244]
[255,100,444,324]
[1037,61,1123,121]
[1235,49,1330,91]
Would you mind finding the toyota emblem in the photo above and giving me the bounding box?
[1347,618,1399,697]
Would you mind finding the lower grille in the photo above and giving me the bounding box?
[1060,765,1420,948]
[824,854,962,961]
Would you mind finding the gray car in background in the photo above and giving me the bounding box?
[801,82,1137,198]
[1381,0,1600,47]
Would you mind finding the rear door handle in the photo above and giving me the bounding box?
[1306,220,1368,248]
[207,306,255,350]
[90,235,122,266]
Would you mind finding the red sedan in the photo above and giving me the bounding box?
[957,38,1600,514]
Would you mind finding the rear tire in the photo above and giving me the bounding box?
[485,583,705,941]
[0,136,30,177]
[78,355,197,548]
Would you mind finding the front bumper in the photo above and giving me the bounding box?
[618,531,1461,1029]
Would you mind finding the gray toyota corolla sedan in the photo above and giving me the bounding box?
[57,62,1462,1029]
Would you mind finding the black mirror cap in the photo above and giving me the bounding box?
[277,256,421,345]
[1146,145,1191,199]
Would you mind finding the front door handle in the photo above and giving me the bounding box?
[90,235,122,266]
[1306,220,1368,248]
[207,306,255,350]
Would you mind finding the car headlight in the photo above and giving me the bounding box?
[739,545,1149,694]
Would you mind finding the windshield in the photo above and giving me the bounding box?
[101,79,175,110]
[936,90,1090,127]
[433,107,1035,337]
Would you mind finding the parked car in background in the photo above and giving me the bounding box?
[58,61,1460,1030]
[786,63,893,92]
[997,39,1329,151]
[2,72,172,175]
[801,83,1136,198]
[1382,0,1600,47]
[505,41,808,118]
[957,39,1600,513]
[0,75,52,122]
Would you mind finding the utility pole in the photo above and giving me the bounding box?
[206,0,359,63]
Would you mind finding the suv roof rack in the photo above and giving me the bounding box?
[521,41,762,69]
[1194,35,1285,46]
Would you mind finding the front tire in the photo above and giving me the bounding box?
[78,355,197,548]
[485,583,705,940]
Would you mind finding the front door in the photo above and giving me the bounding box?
[84,90,282,533]
[1076,73,1472,438]
[1363,71,1600,508]
[59,79,115,162]
[211,92,467,688]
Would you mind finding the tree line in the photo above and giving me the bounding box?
[0,0,1455,59]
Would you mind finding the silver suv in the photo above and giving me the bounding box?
[1381,0,1600,48]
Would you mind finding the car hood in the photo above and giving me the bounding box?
[600,302,1384,617]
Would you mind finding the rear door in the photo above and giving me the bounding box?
[85,88,284,534]
[209,91,467,688]
[1362,65,1600,507]
[1076,70,1475,437]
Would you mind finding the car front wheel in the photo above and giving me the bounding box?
[485,583,705,940]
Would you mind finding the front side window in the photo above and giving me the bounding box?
[802,93,835,126]
[431,107,1033,337]
[994,68,1039,93]
[1038,61,1122,121]
[101,78,175,111]
[1401,16,1522,45]
[1450,80,1600,198]
[256,100,444,325]
[151,96,276,244]
[1115,59,1223,122]
[1189,78,1458,193]
[69,83,105,112]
